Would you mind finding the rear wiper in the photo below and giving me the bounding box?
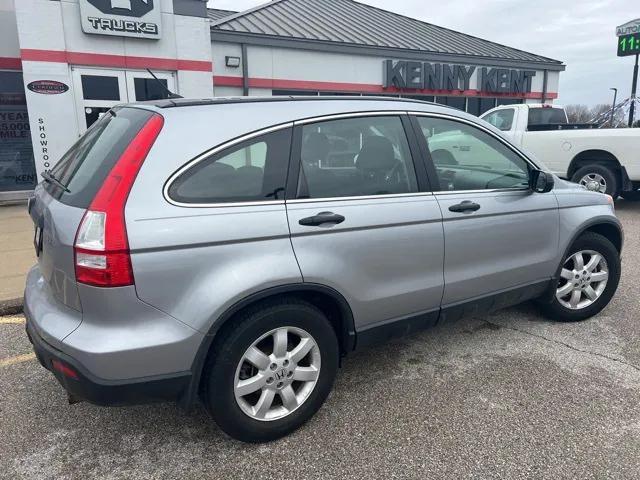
[41,170,70,193]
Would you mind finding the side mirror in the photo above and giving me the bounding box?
[530,169,554,193]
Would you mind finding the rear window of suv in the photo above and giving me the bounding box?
[43,107,155,208]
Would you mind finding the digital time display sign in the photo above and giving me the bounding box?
[618,33,640,57]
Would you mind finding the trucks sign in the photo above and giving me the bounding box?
[79,0,162,40]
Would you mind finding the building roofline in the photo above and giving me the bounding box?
[207,8,238,16]
[210,31,566,71]
[209,0,288,27]
[210,0,564,68]
[346,0,563,65]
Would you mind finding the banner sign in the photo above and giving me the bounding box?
[0,94,37,191]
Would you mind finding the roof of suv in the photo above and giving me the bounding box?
[141,96,437,109]
[125,96,496,144]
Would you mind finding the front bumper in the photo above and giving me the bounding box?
[25,318,191,406]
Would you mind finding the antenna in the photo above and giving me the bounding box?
[146,69,183,99]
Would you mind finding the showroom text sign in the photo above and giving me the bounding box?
[383,60,536,94]
[79,0,162,40]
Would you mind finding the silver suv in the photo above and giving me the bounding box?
[25,97,623,442]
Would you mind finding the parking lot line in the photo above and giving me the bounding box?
[0,353,35,368]
[0,317,26,325]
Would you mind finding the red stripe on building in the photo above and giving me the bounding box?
[214,75,243,87]
[214,75,558,100]
[20,49,212,72]
[0,57,23,70]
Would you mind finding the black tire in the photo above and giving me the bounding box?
[570,164,620,199]
[539,232,621,322]
[621,190,640,201]
[203,298,339,443]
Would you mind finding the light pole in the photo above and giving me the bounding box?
[609,87,618,127]
[629,54,639,127]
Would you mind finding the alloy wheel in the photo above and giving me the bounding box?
[556,250,609,310]
[579,173,607,193]
[234,326,321,421]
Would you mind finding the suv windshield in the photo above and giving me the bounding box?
[43,107,154,208]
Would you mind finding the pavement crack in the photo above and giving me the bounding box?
[483,320,640,373]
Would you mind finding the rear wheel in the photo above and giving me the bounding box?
[539,232,620,322]
[203,298,339,443]
[571,164,619,199]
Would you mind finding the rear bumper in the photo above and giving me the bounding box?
[23,265,204,406]
[25,317,191,406]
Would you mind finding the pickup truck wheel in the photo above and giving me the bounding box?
[571,165,619,198]
[539,232,620,322]
[621,190,640,201]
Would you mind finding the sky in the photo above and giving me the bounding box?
[207,0,638,106]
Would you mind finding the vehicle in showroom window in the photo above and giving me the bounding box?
[481,103,640,200]
[24,97,623,443]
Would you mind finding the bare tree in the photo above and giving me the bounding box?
[590,104,611,119]
[565,104,628,127]
[565,104,593,123]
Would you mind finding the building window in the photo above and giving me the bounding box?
[402,95,435,102]
[497,98,524,107]
[435,96,466,111]
[273,90,319,96]
[0,72,36,192]
[134,78,171,101]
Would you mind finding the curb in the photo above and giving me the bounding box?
[0,298,24,317]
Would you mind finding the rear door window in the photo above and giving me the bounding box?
[296,116,419,199]
[44,107,155,208]
[167,128,292,205]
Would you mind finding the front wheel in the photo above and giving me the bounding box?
[539,232,621,322]
[203,299,339,443]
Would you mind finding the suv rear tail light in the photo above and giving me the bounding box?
[74,114,164,287]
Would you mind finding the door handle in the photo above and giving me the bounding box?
[448,201,481,213]
[298,211,345,227]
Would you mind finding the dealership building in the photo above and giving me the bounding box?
[0,0,564,200]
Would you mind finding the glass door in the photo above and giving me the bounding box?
[125,70,176,102]
[72,68,177,133]
[71,68,128,133]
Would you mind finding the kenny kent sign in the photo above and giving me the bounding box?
[79,0,162,40]
[383,60,536,95]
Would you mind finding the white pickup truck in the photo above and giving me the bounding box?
[480,104,640,200]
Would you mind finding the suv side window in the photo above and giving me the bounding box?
[415,116,530,191]
[297,116,419,199]
[482,108,515,131]
[168,128,291,204]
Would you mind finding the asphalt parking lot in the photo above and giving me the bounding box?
[1,200,640,480]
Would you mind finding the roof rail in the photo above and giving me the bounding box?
[137,96,438,109]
